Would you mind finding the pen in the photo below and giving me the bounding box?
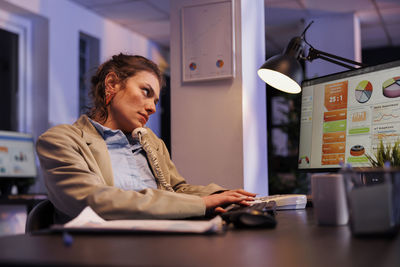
[63,231,73,247]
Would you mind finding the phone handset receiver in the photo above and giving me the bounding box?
[132,128,174,192]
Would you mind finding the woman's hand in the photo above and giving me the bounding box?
[202,189,256,213]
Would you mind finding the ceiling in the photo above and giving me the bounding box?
[70,0,400,56]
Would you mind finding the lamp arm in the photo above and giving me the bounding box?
[315,54,358,70]
[306,47,367,70]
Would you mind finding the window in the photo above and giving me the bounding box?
[0,10,32,133]
[79,32,99,115]
[0,28,18,131]
[267,85,308,194]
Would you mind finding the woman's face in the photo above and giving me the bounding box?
[105,71,160,133]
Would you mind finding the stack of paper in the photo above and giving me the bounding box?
[55,207,224,234]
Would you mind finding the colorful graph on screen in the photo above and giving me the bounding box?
[355,80,373,103]
[298,60,400,169]
[382,77,400,98]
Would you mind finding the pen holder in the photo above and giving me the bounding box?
[342,168,400,236]
[311,173,349,226]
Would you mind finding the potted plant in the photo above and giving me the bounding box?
[347,140,400,236]
[365,139,400,168]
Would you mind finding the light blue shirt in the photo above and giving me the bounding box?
[89,119,157,191]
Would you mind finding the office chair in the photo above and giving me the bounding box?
[25,199,55,233]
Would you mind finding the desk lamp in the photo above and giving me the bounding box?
[257,21,367,94]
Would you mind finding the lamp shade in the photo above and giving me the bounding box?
[257,54,303,94]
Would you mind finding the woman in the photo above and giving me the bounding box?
[36,54,254,222]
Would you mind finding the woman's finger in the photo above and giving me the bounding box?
[214,207,226,213]
[234,189,257,197]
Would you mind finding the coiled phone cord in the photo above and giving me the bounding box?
[133,128,174,192]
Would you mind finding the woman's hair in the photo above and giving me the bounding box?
[87,53,163,122]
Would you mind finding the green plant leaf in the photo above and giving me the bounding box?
[365,139,400,167]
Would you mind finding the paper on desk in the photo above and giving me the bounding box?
[61,206,224,234]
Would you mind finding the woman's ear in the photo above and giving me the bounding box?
[104,72,119,105]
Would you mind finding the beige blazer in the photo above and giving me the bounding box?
[36,115,225,221]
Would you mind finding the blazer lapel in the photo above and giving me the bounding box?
[74,115,115,186]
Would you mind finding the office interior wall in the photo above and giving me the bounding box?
[170,0,268,194]
[305,14,361,79]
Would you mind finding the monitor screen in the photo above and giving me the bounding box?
[298,60,400,170]
[0,131,37,178]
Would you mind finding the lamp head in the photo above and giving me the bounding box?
[258,37,305,94]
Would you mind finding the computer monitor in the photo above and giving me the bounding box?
[298,60,400,171]
[0,130,37,179]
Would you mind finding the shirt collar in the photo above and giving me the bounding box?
[88,118,139,145]
[88,118,118,137]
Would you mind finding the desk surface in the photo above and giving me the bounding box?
[0,208,399,267]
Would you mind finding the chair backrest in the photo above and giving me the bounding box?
[25,199,55,233]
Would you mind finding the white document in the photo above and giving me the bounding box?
[60,206,224,234]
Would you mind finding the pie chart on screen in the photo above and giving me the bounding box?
[383,77,400,98]
[355,80,373,103]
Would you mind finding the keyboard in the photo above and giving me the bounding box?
[249,194,307,210]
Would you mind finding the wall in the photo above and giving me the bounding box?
[170,0,268,194]
[241,0,268,193]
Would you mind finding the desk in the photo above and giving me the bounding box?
[0,208,398,267]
